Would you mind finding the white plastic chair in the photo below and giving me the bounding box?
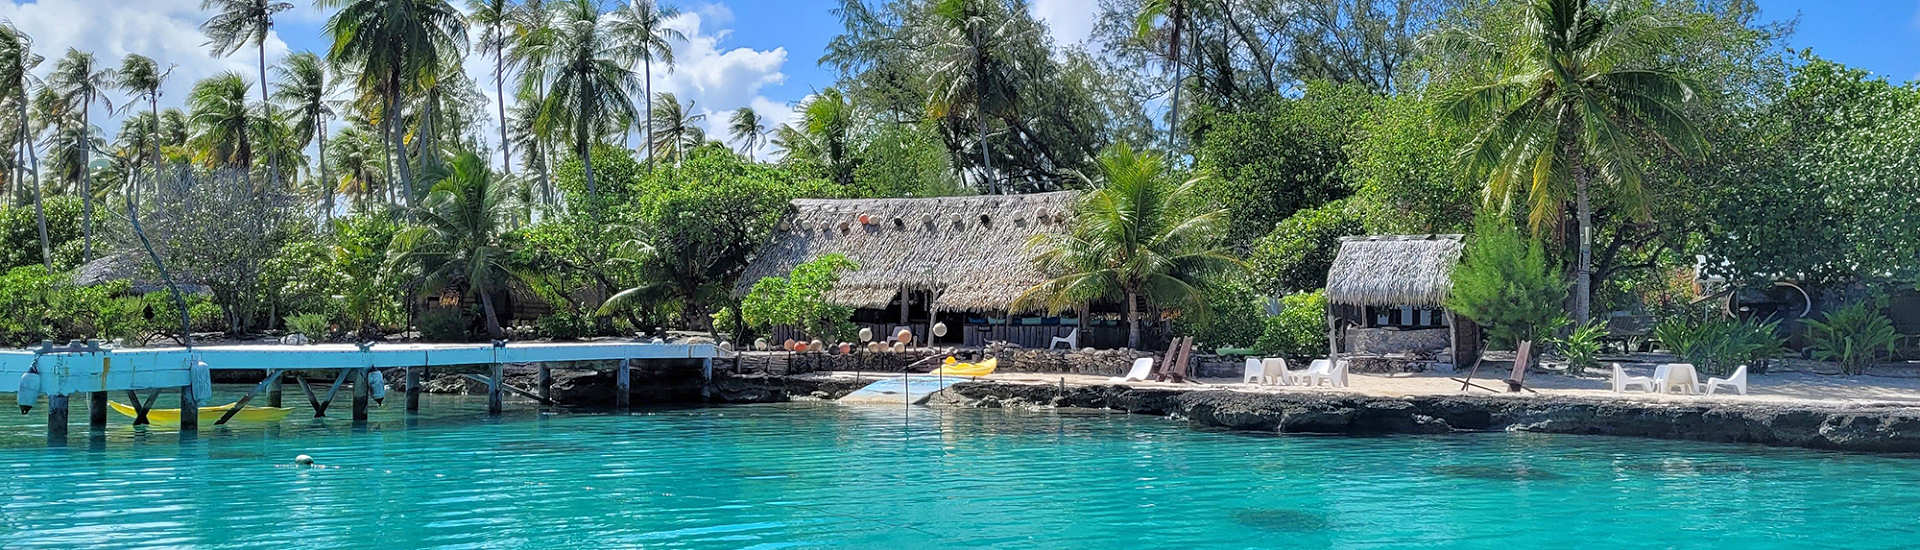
[1262,357,1296,385]
[1108,358,1154,383]
[1706,365,1748,395]
[1612,363,1653,393]
[1242,357,1267,385]
[1656,363,1700,394]
[1306,359,1348,388]
[1049,328,1080,350]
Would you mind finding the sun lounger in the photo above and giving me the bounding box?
[1705,365,1748,395]
[1654,363,1700,394]
[1109,358,1155,383]
[1305,359,1348,388]
[1611,363,1654,393]
[1262,357,1298,385]
[1242,357,1266,385]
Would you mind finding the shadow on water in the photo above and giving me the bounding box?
[1620,461,1759,475]
[1429,464,1567,481]
[1232,508,1330,532]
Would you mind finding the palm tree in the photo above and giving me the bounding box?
[47,48,113,263]
[187,73,256,172]
[926,0,1028,194]
[116,54,168,206]
[607,0,683,163]
[507,0,557,201]
[389,151,517,340]
[646,92,702,163]
[0,23,48,268]
[1441,0,1704,324]
[322,0,467,206]
[536,0,641,197]
[1135,0,1195,153]
[328,125,387,210]
[201,0,293,191]
[1013,142,1239,349]
[798,88,853,184]
[727,106,765,159]
[467,0,514,175]
[275,51,333,219]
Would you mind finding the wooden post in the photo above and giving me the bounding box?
[899,286,910,325]
[178,385,198,431]
[615,359,631,410]
[700,358,713,401]
[47,394,68,442]
[1445,310,1460,370]
[351,368,370,422]
[406,367,422,412]
[268,375,283,407]
[1326,303,1341,359]
[487,363,504,415]
[537,365,552,403]
[217,370,281,425]
[88,391,107,430]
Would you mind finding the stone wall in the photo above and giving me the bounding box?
[728,347,1243,378]
[1344,327,1451,354]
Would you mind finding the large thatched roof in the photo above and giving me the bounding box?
[72,251,210,295]
[737,191,1080,313]
[1325,234,1465,307]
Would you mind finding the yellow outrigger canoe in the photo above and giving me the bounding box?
[108,400,294,424]
[929,357,997,377]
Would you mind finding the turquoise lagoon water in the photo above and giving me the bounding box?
[2,391,1918,549]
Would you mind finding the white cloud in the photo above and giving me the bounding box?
[650,7,789,147]
[1030,0,1097,46]
[0,0,290,133]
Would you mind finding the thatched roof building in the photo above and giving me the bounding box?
[1325,234,1465,306]
[1323,234,1479,367]
[737,191,1079,313]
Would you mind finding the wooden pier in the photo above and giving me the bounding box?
[1,340,717,441]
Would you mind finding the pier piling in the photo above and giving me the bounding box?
[88,391,106,429]
[406,367,421,413]
[538,365,551,403]
[268,376,282,408]
[487,364,504,415]
[616,359,631,410]
[178,385,198,431]
[47,394,68,441]
[351,369,370,423]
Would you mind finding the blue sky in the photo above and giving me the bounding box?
[0,0,1910,157]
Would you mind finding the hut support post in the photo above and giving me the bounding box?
[899,286,910,325]
[47,394,68,441]
[406,367,422,412]
[351,368,370,422]
[1326,303,1340,359]
[1445,311,1459,370]
[178,384,198,431]
[486,363,503,416]
[615,359,631,410]
[88,391,106,430]
[537,365,551,403]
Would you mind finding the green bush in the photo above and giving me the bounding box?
[419,307,471,342]
[1803,301,1899,375]
[1246,200,1362,296]
[1652,317,1785,376]
[1446,215,1567,349]
[1255,290,1328,358]
[284,313,331,342]
[0,265,142,347]
[1171,278,1264,351]
[1552,321,1608,376]
[537,311,590,340]
[741,254,859,343]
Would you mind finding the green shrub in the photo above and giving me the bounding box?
[1255,290,1328,358]
[536,311,589,340]
[1171,278,1264,351]
[1803,301,1900,375]
[741,254,859,343]
[1445,215,1566,349]
[1552,321,1608,376]
[284,313,331,342]
[0,265,144,347]
[1247,200,1363,296]
[1653,317,1785,376]
[419,307,471,342]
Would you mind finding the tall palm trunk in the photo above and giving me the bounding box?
[1570,142,1592,324]
[149,93,161,210]
[79,90,92,264]
[494,49,510,176]
[1125,289,1140,349]
[387,75,414,207]
[1166,5,1185,155]
[972,25,992,194]
[258,40,279,207]
[478,286,504,340]
[642,59,652,164]
[318,120,331,223]
[25,118,47,269]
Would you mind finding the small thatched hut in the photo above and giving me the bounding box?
[1324,234,1480,368]
[737,191,1111,347]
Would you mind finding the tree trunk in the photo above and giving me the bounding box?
[319,119,331,223]
[388,77,414,208]
[478,287,504,340]
[1573,157,1593,325]
[642,60,652,164]
[80,91,92,264]
[25,106,47,270]
[973,25,993,194]
[150,94,162,211]
[1125,289,1141,349]
[495,49,511,176]
[1167,5,1186,155]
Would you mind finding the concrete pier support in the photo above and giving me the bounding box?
[487,363,504,415]
[47,394,69,442]
[88,391,106,429]
[178,385,198,431]
[268,376,283,408]
[351,368,370,423]
[615,359,631,410]
[406,367,421,413]
[537,365,552,403]
[701,358,713,401]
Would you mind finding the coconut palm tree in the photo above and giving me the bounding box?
[388,151,517,340]
[647,92,702,163]
[187,73,256,172]
[1441,0,1704,324]
[328,125,387,210]
[0,24,47,268]
[47,48,113,263]
[202,0,293,193]
[1134,0,1196,152]
[116,54,168,205]
[926,0,1030,194]
[727,106,765,159]
[607,0,683,163]
[1013,142,1239,349]
[535,0,641,197]
[274,51,334,220]
[322,0,467,207]
[467,0,514,175]
[507,0,557,201]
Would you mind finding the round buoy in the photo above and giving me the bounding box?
[809,339,825,352]
[294,454,314,466]
[16,368,40,413]
[839,342,852,354]
[368,370,388,403]
[858,328,873,342]
[793,341,809,352]
[891,342,906,353]
[753,338,768,351]
[932,322,948,337]
[783,339,797,351]
[895,329,912,343]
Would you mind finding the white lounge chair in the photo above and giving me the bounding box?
[1263,357,1299,386]
[1706,365,1748,395]
[1654,363,1700,394]
[1305,359,1348,388]
[1108,358,1154,383]
[1612,363,1654,393]
[1242,357,1267,385]
[1049,328,1080,350]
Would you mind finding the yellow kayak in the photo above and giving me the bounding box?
[108,400,294,424]
[929,357,997,377]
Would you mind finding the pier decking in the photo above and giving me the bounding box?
[1,340,717,441]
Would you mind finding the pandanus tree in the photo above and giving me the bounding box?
[388,151,517,340]
[607,0,684,163]
[535,0,641,198]
[48,48,113,263]
[274,51,334,220]
[1014,142,1240,349]
[322,0,467,207]
[1440,0,1705,324]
